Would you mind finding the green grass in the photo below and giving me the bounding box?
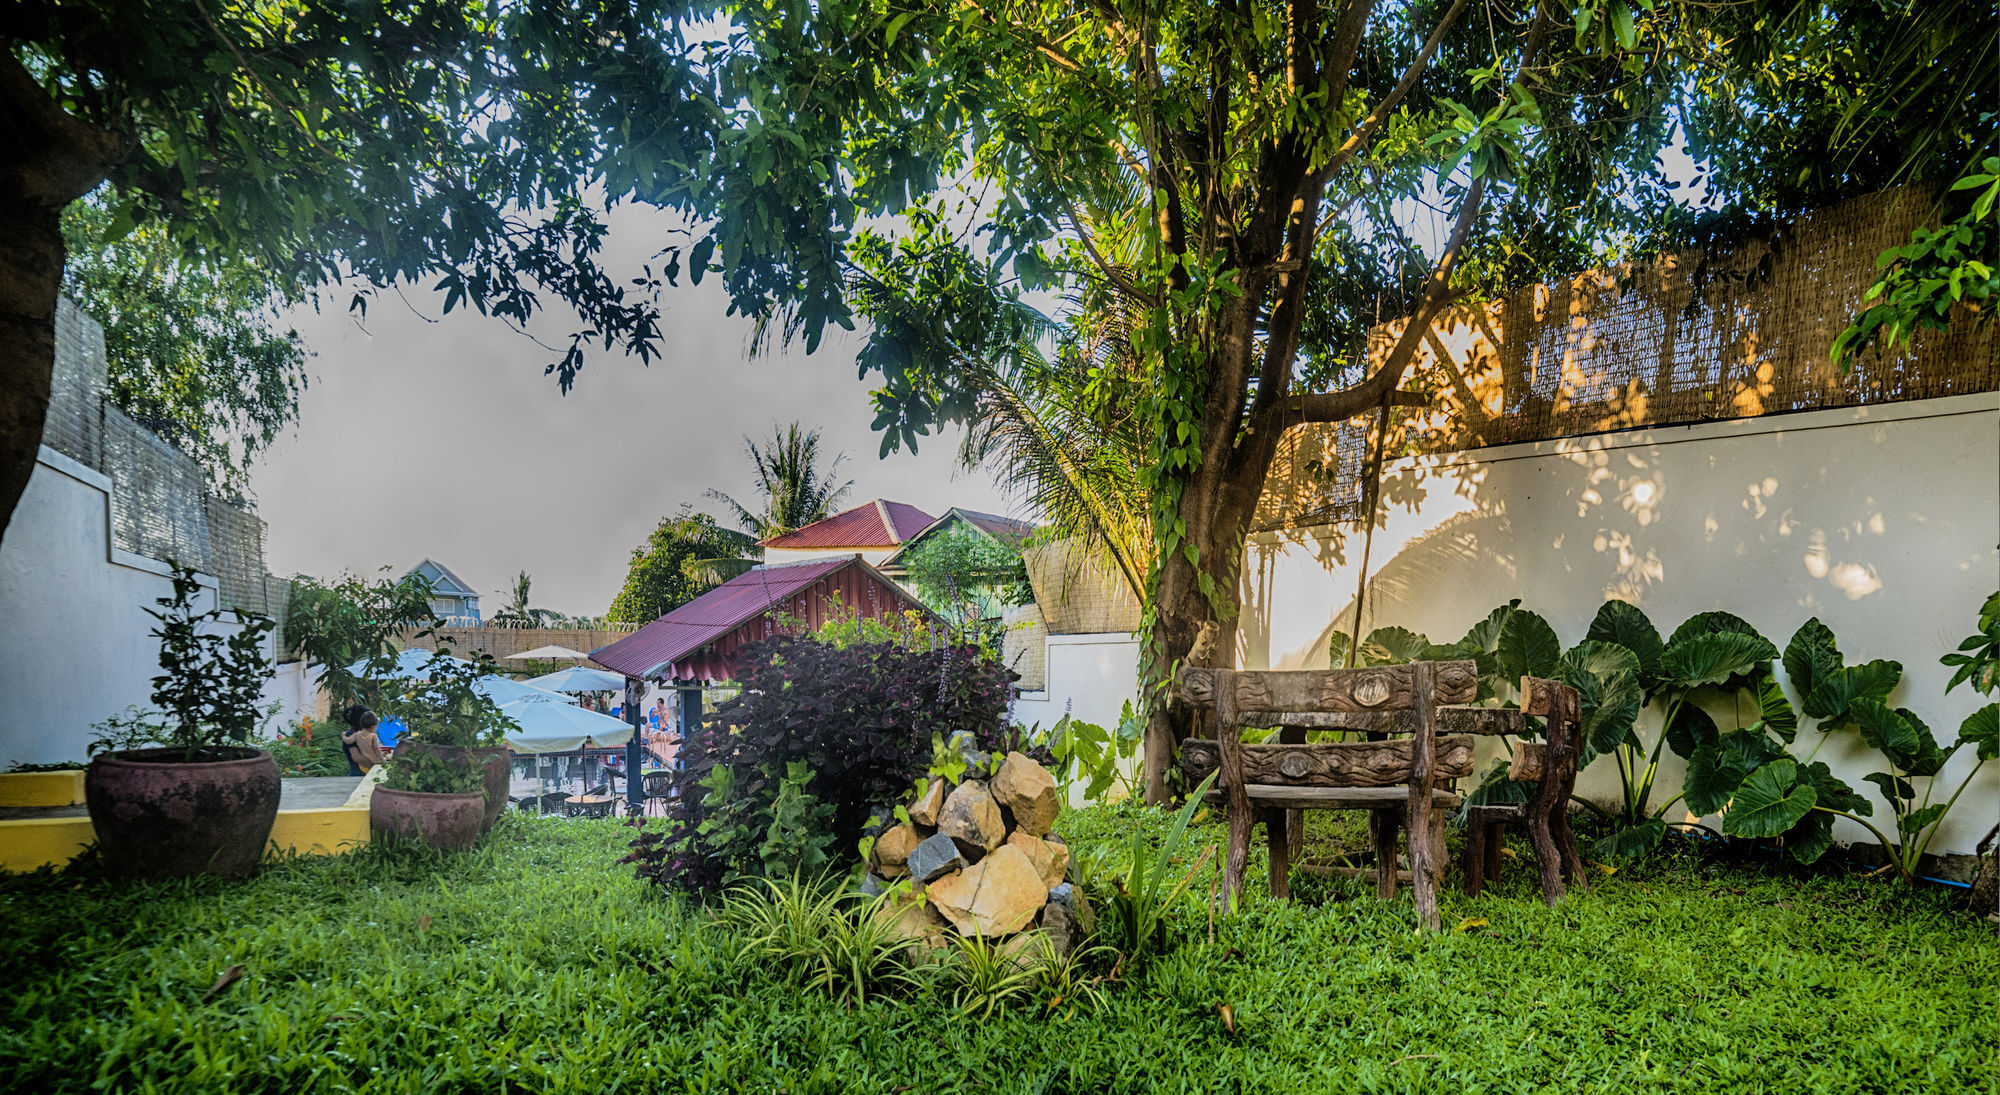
[0,808,1991,1094]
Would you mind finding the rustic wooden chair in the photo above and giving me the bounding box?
[1178,660,1481,931]
[1450,676,1589,905]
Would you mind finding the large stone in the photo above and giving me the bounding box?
[907,779,947,827]
[939,779,1006,857]
[926,845,1048,937]
[874,823,922,868]
[907,831,967,882]
[999,929,1053,970]
[991,751,1060,836]
[1047,883,1095,936]
[1005,830,1069,889]
[1041,900,1079,957]
[948,731,993,777]
[873,886,948,946]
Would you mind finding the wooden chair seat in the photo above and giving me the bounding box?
[1204,785,1462,810]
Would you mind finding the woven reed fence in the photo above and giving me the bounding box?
[1256,187,1998,533]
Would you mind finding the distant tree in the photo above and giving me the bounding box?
[899,524,1033,642]
[489,570,554,629]
[707,423,854,541]
[59,200,308,498]
[282,570,439,708]
[607,506,759,625]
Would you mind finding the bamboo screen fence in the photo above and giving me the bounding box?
[1255,187,1998,533]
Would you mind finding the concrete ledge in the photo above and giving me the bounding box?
[0,804,371,873]
[0,771,85,808]
[0,816,95,872]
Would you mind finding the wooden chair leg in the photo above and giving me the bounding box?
[1555,810,1590,891]
[1425,809,1448,892]
[1278,727,1307,866]
[1224,802,1253,908]
[1485,820,1507,881]
[1370,806,1400,900]
[1525,804,1566,906]
[1263,807,1291,900]
[1464,820,1488,896]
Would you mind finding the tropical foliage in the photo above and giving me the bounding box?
[605,505,758,625]
[58,200,308,497]
[488,570,555,629]
[282,570,439,707]
[624,636,1015,893]
[97,564,277,759]
[707,423,853,542]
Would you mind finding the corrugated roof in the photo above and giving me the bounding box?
[877,508,1038,574]
[590,556,853,679]
[759,499,935,550]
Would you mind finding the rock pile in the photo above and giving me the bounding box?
[864,743,1093,958]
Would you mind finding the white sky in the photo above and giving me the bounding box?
[249,203,1012,618]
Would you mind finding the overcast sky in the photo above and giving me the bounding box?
[249,203,1013,618]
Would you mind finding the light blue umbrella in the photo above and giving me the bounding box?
[344,648,465,678]
[523,666,627,693]
[498,695,635,752]
[473,675,573,706]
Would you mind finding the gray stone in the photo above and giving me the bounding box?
[948,731,992,776]
[1048,883,1094,936]
[907,831,967,883]
[1042,899,1079,956]
[858,873,888,898]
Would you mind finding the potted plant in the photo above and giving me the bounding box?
[85,566,281,880]
[370,746,488,851]
[376,650,517,833]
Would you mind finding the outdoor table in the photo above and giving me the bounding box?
[564,794,616,819]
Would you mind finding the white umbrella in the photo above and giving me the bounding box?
[344,648,466,678]
[505,645,593,661]
[523,666,627,693]
[499,695,635,753]
[474,675,575,706]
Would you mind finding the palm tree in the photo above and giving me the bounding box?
[490,570,553,628]
[707,423,855,541]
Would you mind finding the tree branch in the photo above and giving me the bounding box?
[1322,0,1470,176]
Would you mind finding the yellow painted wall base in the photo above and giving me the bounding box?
[0,771,86,808]
[0,806,371,873]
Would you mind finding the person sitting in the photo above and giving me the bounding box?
[340,705,385,776]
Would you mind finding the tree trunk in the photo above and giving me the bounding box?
[0,55,121,546]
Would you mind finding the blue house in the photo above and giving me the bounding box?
[404,558,482,625]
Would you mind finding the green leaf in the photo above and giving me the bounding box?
[1849,699,1924,763]
[1586,600,1664,692]
[1663,701,1718,759]
[1782,618,1841,702]
[1756,670,1798,743]
[1862,771,1914,804]
[1610,0,1637,50]
[1803,660,1902,721]
[1558,641,1644,761]
[1799,761,1870,816]
[1784,810,1836,865]
[1682,741,1749,816]
[1361,626,1431,665]
[1667,610,1765,647]
[1899,803,1948,836]
[1458,600,1520,654]
[1722,760,1816,838]
[1660,632,1778,689]
[1595,817,1666,862]
[1959,704,1998,760]
[1497,609,1562,682]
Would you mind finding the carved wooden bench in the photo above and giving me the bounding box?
[1178,661,1481,931]
[1453,678,1589,905]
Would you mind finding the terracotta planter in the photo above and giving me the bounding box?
[395,742,510,832]
[369,785,484,851]
[85,747,281,880]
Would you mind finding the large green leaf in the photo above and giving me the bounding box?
[1798,760,1871,816]
[1660,631,1778,689]
[1497,609,1562,682]
[1959,704,1998,761]
[1783,810,1836,865]
[1782,618,1841,703]
[1362,626,1431,665]
[1722,760,1817,838]
[1685,730,1789,815]
[1756,670,1799,743]
[1594,817,1667,862]
[1849,699,1926,767]
[1458,600,1520,654]
[1862,770,1914,805]
[1802,660,1902,722]
[1663,701,1719,759]
[1558,641,1644,762]
[1586,600,1664,692]
[1667,610,1766,647]
[1899,803,1948,837]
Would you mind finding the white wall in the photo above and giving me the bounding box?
[0,447,312,765]
[1241,394,1999,856]
[1011,633,1141,733]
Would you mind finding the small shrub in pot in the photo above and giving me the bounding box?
[370,747,487,852]
[375,650,519,832]
[84,565,282,880]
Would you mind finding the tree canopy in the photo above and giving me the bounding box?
[707,422,854,541]
[606,505,759,625]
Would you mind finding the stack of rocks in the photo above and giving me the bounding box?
[865,744,1093,957]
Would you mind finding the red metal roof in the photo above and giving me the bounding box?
[758,499,935,550]
[952,509,1036,544]
[589,555,930,681]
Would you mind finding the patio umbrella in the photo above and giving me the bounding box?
[505,645,592,661]
[473,675,574,706]
[498,694,635,752]
[523,666,627,693]
[344,648,466,678]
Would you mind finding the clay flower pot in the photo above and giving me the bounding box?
[369,785,485,851]
[85,747,282,880]
[394,742,510,832]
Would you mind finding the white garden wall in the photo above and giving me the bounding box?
[0,446,311,767]
[1011,633,1141,736]
[1240,393,1999,856]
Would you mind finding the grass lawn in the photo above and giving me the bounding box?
[0,807,1991,1094]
